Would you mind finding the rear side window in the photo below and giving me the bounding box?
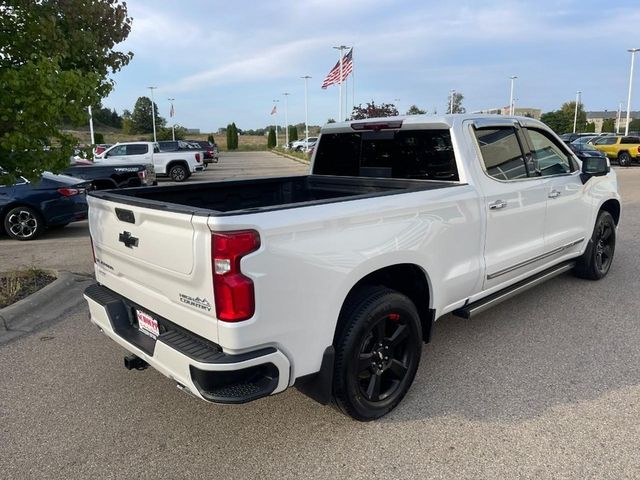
[621,136,640,144]
[595,137,617,145]
[474,127,527,180]
[313,129,459,181]
[126,144,148,155]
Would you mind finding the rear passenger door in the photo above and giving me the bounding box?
[126,143,152,163]
[472,124,550,290]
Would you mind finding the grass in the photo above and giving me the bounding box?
[0,268,56,309]
[273,147,311,163]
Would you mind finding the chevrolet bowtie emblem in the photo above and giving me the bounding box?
[118,231,139,248]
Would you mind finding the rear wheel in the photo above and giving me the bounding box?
[618,152,631,166]
[169,164,188,182]
[3,206,44,241]
[574,210,616,280]
[333,286,422,421]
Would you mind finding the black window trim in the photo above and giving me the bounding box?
[472,124,539,183]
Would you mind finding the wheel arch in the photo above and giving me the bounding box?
[333,263,434,346]
[600,198,620,225]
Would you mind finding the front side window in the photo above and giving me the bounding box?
[594,137,616,145]
[526,128,572,176]
[107,145,127,156]
[474,127,527,181]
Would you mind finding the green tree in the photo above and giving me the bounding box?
[447,92,465,114]
[327,118,336,124]
[267,128,276,148]
[350,101,399,119]
[0,0,132,182]
[628,118,640,132]
[540,110,572,134]
[130,96,165,134]
[560,101,587,133]
[288,125,298,142]
[584,122,596,133]
[207,134,216,144]
[94,132,105,144]
[406,105,427,115]
[157,125,187,141]
[601,118,616,133]
[226,123,238,150]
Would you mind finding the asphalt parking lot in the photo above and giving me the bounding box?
[1,153,640,479]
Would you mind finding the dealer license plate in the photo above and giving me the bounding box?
[136,309,159,339]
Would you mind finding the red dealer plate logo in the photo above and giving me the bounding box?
[136,310,159,339]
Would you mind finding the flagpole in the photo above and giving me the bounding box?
[272,99,279,147]
[351,48,355,118]
[333,45,348,121]
[301,76,311,147]
[283,92,290,146]
[168,98,175,141]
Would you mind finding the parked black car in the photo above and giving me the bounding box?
[566,142,608,162]
[63,161,156,190]
[0,169,90,240]
[186,140,219,165]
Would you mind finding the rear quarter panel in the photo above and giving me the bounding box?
[211,185,484,381]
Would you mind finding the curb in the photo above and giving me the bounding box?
[0,271,94,345]
[271,149,311,166]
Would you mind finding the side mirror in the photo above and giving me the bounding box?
[580,157,609,183]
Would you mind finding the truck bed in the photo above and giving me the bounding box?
[90,175,460,216]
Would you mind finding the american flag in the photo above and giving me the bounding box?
[321,48,353,89]
[270,104,277,115]
[169,103,175,117]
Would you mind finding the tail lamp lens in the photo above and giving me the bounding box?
[212,230,260,322]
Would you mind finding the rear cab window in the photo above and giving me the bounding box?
[126,144,148,155]
[313,129,459,181]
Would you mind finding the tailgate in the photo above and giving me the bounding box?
[88,194,218,342]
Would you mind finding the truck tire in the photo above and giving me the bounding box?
[618,152,631,166]
[333,286,422,421]
[3,206,44,240]
[169,164,188,182]
[574,210,616,280]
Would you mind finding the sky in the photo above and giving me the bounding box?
[104,0,640,132]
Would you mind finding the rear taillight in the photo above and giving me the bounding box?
[637,146,640,154]
[212,230,260,322]
[196,153,201,163]
[57,187,84,196]
[137,170,147,184]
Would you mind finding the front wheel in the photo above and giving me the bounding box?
[4,206,45,240]
[169,164,188,182]
[574,210,616,280]
[333,286,422,421]
[618,152,631,167]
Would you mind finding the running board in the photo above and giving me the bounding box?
[453,261,576,319]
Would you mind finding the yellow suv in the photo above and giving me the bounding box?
[592,135,640,166]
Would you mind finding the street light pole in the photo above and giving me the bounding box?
[616,102,622,134]
[509,75,517,115]
[301,76,311,147]
[87,105,95,146]
[272,99,280,147]
[625,48,639,136]
[394,98,401,115]
[168,98,175,141]
[573,91,581,133]
[148,86,158,143]
[283,92,290,146]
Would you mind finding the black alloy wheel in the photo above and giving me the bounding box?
[574,210,616,280]
[618,152,631,167]
[169,164,188,182]
[333,286,422,421]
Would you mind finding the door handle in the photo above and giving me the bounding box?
[489,200,507,210]
[548,189,561,199]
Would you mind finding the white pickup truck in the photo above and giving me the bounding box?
[95,141,203,182]
[84,114,620,420]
